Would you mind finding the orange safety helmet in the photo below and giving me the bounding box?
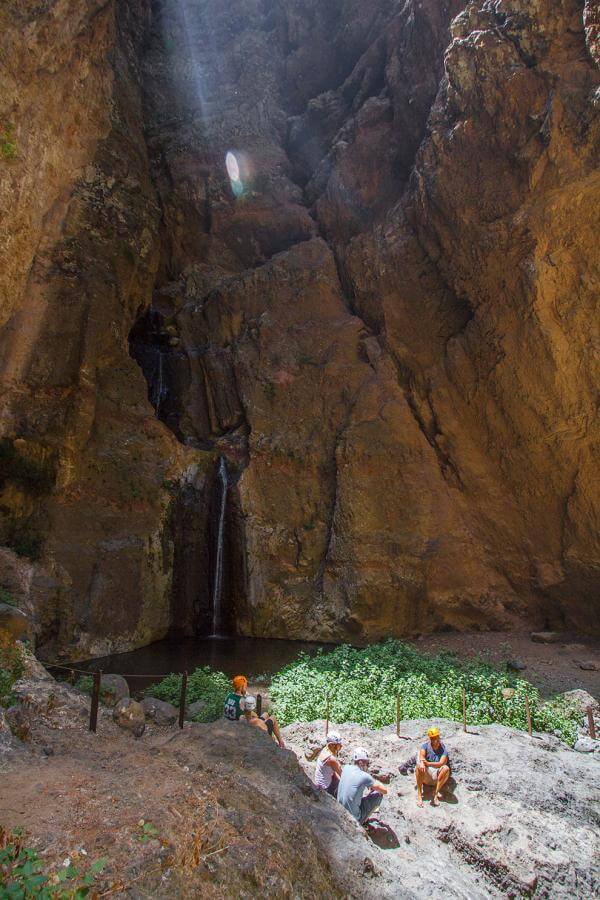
[232,675,248,692]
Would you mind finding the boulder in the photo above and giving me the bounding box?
[506,659,527,671]
[113,698,145,737]
[100,674,129,705]
[0,707,22,755]
[142,697,178,726]
[559,690,600,716]
[579,661,600,671]
[0,603,28,640]
[185,700,206,721]
[530,632,561,644]
[574,737,598,753]
[5,704,31,742]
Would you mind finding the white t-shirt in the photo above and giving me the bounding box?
[315,747,336,789]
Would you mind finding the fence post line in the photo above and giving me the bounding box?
[396,695,400,738]
[588,706,596,741]
[89,670,102,733]
[256,693,262,717]
[179,670,188,729]
[462,687,467,732]
[524,694,532,737]
[325,692,330,737]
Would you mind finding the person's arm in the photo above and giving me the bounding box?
[425,754,448,769]
[417,747,427,770]
[267,714,286,748]
[371,781,388,795]
[325,756,342,776]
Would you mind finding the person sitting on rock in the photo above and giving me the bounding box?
[415,726,450,807]
[223,675,247,721]
[241,695,286,749]
[314,731,343,797]
[337,747,388,824]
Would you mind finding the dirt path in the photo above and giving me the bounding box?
[409,631,600,698]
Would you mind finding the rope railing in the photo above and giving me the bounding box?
[39,664,596,744]
[43,662,268,734]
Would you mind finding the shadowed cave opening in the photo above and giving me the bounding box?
[129,306,246,639]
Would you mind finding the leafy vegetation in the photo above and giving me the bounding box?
[0,124,17,161]
[0,630,25,707]
[0,587,16,607]
[0,826,107,899]
[147,666,230,723]
[269,640,580,743]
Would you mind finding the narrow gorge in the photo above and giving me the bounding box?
[0,0,598,660]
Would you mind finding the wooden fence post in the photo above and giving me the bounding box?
[325,693,330,737]
[179,671,188,729]
[524,694,532,737]
[462,687,467,732]
[89,670,101,733]
[588,707,596,741]
[256,693,262,717]
[396,695,400,738]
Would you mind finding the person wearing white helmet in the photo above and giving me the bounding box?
[314,731,343,797]
[337,747,387,824]
[240,695,286,749]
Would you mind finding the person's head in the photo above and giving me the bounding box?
[352,747,370,771]
[232,675,248,695]
[242,694,256,717]
[427,726,441,749]
[326,731,342,754]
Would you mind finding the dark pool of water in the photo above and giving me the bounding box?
[71,636,333,694]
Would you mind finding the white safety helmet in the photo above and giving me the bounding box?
[326,731,342,745]
[352,746,370,763]
[243,695,256,711]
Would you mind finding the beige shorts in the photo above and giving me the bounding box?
[423,766,439,784]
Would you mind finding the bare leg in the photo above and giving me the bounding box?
[433,765,450,805]
[415,766,425,807]
[263,713,285,748]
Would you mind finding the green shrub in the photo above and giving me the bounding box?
[147,666,229,723]
[0,587,16,607]
[0,124,17,161]
[269,640,580,743]
[0,825,107,898]
[0,630,25,707]
[75,676,94,696]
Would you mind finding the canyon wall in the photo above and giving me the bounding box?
[0,0,598,657]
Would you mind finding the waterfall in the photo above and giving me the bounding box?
[211,456,228,637]
[154,349,166,416]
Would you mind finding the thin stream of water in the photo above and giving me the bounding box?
[211,457,228,637]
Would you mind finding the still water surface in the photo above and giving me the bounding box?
[75,636,333,693]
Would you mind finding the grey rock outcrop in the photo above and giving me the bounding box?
[284,718,600,899]
[142,697,178,726]
[100,674,129,705]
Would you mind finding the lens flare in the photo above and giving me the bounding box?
[225,151,240,183]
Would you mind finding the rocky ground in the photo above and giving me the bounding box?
[1,653,599,898]
[285,718,600,898]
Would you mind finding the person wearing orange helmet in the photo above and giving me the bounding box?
[223,675,248,721]
[415,726,450,807]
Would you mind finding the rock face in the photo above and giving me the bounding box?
[0,0,598,652]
